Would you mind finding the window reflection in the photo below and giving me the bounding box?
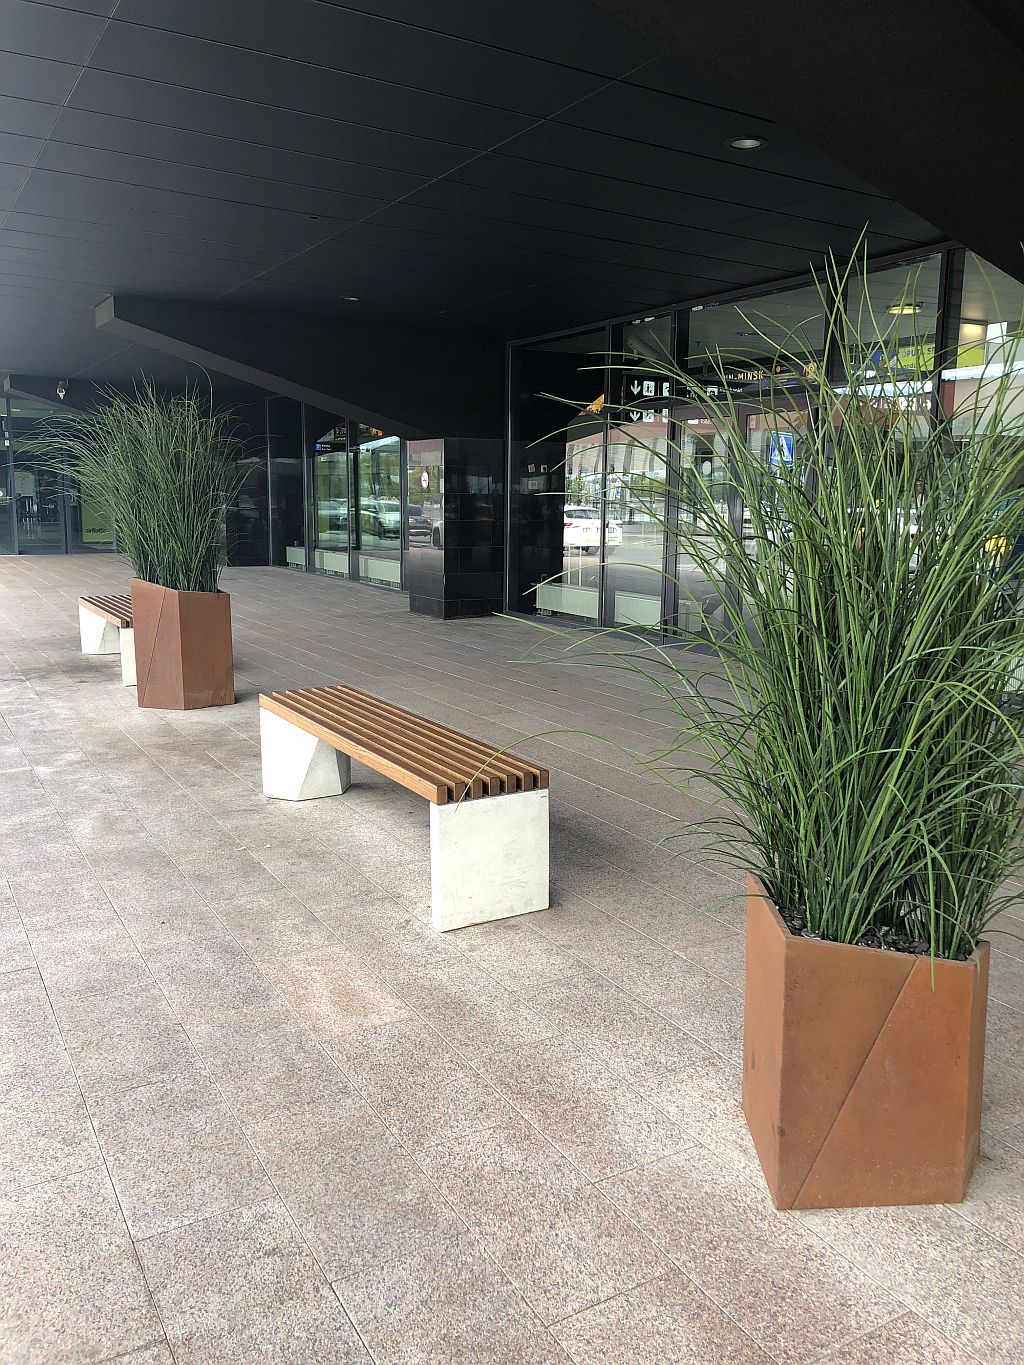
[312,422,351,577]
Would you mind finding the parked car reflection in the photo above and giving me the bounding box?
[563,505,623,555]
[407,504,433,543]
[361,498,401,539]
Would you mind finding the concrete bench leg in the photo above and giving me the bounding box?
[429,787,549,932]
[260,708,351,800]
[119,627,136,687]
[79,604,120,656]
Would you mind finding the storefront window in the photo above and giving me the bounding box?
[356,426,403,589]
[606,316,673,628]
[942,254,1024,437]
[509,327,607,623]
[268,397,305,569]
[845,255,940,447]
[312,419,351,578]
[0,405,13,555]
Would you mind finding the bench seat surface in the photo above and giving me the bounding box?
[259,685,548,805]
[80,593,133,629]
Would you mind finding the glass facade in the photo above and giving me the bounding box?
[4,243,1024,639]
[1,396,115,555]
[507,245,1022,636]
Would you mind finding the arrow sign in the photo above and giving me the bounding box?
[630,381,642,394]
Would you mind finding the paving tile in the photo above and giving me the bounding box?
[0,914,34,972]
[955,1137,1024,1256]
[328,1015,512,1148]
[601,1147,900,1363]
[472,1034,686,1180]
[54,980,206,1097]
[638,1052,759,1181]
[137,1198,370,1363]
[142,934,281,1024]
[247,1092,460,1279]
[418,1117,671,1323]
[112,1345,176,1364]
[90,1073,274,1239]
[0,967,68,1072]
[0,1054,101,1191]
[0,1167,162,1364]
[27,911,152,1000]
[815,1313,978,1363]
[190,1003,354,1129]
[336,1230,568,1365]
[450,914,583,991]
[211,889,338,961]
[520,967,719,1085]
[797,1201,1024,1363]
[552,1270,772,1363]
[264,942,411,1040]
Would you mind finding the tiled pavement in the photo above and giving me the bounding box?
[1,554,1023,1365]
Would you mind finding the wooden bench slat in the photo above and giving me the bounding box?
[307,685,546,791]
[277,690,487,800]
[321,687,542,791]
[264,693,485,803]
[301,686,535,795]
[80,593,133,628]
[301,687,512,796]
[259,684,548,804]
[260,694,452,803]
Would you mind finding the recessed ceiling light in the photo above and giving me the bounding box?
[888,301,923,315]
[728,136,766,150]
[341,295,360,302]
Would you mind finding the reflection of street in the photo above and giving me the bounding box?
[558,520,723,622]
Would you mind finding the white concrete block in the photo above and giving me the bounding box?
[429,787,549,932]
[119,627,136,687]
[79,603,120,656]
[260,707,351,801]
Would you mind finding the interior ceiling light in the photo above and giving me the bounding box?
[889,301,923,315]
[728,136,765,150]
[341,295,360,302]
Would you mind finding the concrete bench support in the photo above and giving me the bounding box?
[79,603,121,656]
[258,683,550,932]
[429,787,549,932]
[119,627,136,687]
[260,707,351,800]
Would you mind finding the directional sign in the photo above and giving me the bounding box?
[622,372,672,405]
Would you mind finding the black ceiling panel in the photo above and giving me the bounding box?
[115,0,611,115]
[0,0,107,65]
[0,0,942,389]
[48,108,430,202]
[67,70,471,178]
[0,49,79,103]
[278,0,664,75]
[85,24,537,148]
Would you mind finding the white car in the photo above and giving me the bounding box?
[563,505,623,555]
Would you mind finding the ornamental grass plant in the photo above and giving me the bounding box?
[42,381,245,593]
[548,254,1024,961]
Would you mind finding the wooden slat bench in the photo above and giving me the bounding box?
[79,593,136,687]
[259,685,550,931]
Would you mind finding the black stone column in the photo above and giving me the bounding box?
[407,437,505,619]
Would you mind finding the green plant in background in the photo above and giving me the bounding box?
[545,252,1024,960]
[40,381,246,593]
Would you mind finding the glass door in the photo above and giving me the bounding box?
[311,421,351,577]
[356,427,403,588]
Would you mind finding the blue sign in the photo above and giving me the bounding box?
[769,432,795,467]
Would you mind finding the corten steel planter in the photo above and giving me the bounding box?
[130,578,235,711]
[742,875,989,1210]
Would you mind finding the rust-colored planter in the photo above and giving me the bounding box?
[743,875,989,1209]
[130,578,235,710]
